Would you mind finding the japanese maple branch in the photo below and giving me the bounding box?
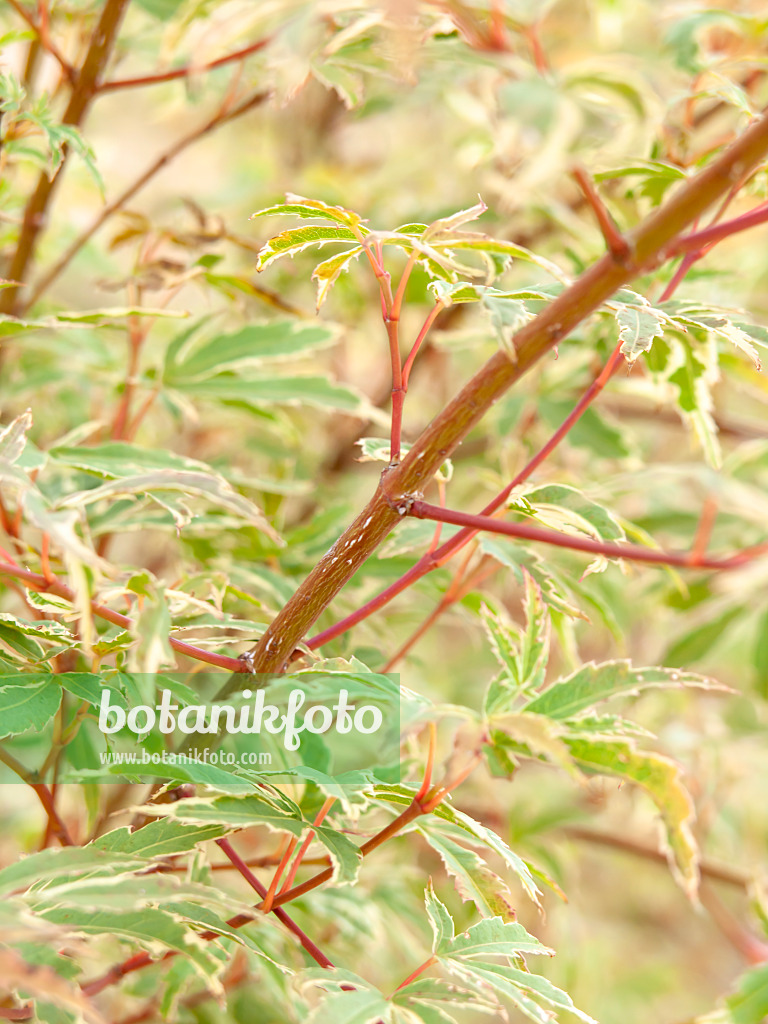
[230,107,768,679]
[0,0,131,316]
[24,89,270,312]
[99,37,270,91]
[307,341,626,652]
[0,561,245,672]
[407,500,768,570]
[82,753,483,996]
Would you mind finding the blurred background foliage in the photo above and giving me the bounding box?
[1,1,768,1022]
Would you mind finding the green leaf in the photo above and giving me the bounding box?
[441,915,553,959]
[614,304,666,364]
[179,375,384,421]
[252,194,363,228]
[0,409,33,463]
[312,247,364,309]
[38,906,221,982]
[423,198,488,240]
[447,960,596,1024]
[723,962,768,1024]
[256,226,361,271]
[425,882,455,951]
[482,294,533,358]
[305,988,391,1024]
[520,483,626,543]
[0,676,61,739]
[55,468,280,541]
[524,660,719,720]
[91,818,225,857]
[0,846,145,896]
[164,321,338,382]
[566,737,699,896]
[418,826,515,920]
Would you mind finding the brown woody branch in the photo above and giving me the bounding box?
[227,106,768,681]
[0,0,131,317]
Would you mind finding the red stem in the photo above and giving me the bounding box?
[214,838,335,968]
[0,561,246,672]
[670,201,768,254]
[408,500,768,571]
[99,38,271,92]
[402,301,444,388]
[307,342,626,651]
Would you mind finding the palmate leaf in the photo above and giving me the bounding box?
[374,786,543,906]
[447,960,597,1024]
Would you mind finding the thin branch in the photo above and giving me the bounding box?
[6,0,76,81]
[215,838,335,969]
[99,37,271,92]
[82,765,483,998]
[560,825,755,889]
[307,342,626,652]
[278,797,335,895]
[0,0,132,317]
[571,165,630,262]
[0,746,74,846]
[402,300,444,388]
[24,90,270,311]
[670,200,768,254]
[236,106,768,677]
[0,561,246,672]
[407,499,768,571]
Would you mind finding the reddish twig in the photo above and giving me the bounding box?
[278,798,336,895]
[81,759,484,999]
[99,37,271,92]
[307,342,626,651]
[215,838,335,968]
[407,499,768,571]
[0,561,246,672]
[6,0,76,81]
[669,201,768,255]
[572,166,631,262]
